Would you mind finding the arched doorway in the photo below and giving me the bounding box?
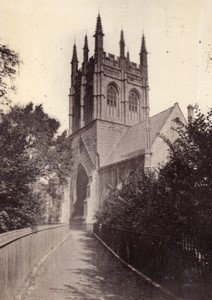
[73,164,89,218]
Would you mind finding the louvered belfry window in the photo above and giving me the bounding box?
[129,92,138,112]
[129,91,139,121]
[107,85,118,116]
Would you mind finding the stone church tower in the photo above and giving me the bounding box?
[68,14,149,226]
[67,14,185,226]
[69,14,149,134]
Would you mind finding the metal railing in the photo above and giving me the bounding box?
[93,223,212,299]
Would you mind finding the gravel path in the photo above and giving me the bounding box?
[24,230,166,300]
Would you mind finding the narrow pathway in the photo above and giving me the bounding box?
[24,230,166,300]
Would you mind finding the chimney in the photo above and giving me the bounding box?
[187,105,194,121]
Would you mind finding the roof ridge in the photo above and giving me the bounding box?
[102,104,177,167]
[102,121,147,166]
[150,105,174,120]
[150,105,176,145]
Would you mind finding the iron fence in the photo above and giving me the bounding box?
[93,223,212,299]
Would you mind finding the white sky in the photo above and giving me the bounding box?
[1,0,212,131]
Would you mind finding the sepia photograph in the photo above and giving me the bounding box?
[0,1,212,299]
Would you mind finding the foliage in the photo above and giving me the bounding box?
[96,107,212,245]
[0,44,21,105]
[96,169,158,232]
[158,106,212,243]
[0,103,73,232]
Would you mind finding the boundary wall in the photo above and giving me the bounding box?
[0,224,70,300]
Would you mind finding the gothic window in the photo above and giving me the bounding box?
[129,92,138,112]
[129,91,139,121]
[107,85,118,117]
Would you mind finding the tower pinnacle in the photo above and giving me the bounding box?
[95,13,104,36]
[119,30,125,57]
[94,13,104,61]
[140,34,147,54]
[84,34,88,49]
[72,43,78,62]
[83,35,89,63]
[71,43,78,85]
[139,34,148,77]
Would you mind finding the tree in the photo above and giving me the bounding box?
[96,169,158,232]
[96,106,212,240]
[158,107,212,240]
[0,44,21,105]
[0,103,73,232]
[95,107,212,294]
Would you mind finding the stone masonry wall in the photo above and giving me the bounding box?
[150,104,187,168]
[69,122,97,220]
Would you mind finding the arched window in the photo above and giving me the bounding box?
[107,85,118,117]
[129,92,138,112]
[129,91,139,121]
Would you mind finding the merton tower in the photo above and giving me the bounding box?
[68,14,185,227]
[69,13,149,135]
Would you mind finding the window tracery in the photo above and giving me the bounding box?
[129,91,139,121]
[107,85,118,117]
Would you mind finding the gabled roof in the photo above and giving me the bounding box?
[102,105,175,167]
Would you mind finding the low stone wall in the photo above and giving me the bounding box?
[0,224,70,300]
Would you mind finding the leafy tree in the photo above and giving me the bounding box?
[0,44,21,105]
[0,103,73,232]
[96,169,158,232]
[0,42,72,232]
[158,107,212,242]
[96,107,212,296]
[96,107,212,243]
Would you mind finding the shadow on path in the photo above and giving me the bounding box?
[25,230,167,300]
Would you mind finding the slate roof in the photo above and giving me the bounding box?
[102,105,175,167]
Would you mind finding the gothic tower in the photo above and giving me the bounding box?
[69,14,149,135]
[68,14,150,225]
[65,14,187,227]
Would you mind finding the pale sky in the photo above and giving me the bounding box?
[1,0,212,131]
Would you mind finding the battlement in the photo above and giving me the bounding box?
[130,62,138,69]
[103,52,119,68]
[75,52,141,80]
[102,51,141,73]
